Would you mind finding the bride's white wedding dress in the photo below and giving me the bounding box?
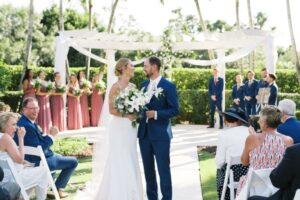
[95,114,143,200]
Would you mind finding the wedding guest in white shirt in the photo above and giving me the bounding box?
[215,107,249,200]
[0,112,49,200]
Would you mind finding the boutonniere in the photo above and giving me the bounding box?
[153,87,164,98]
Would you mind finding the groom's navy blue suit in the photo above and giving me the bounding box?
[138,77,179,200]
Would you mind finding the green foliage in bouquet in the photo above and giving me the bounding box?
[94,81,106,93]
[56,85,66,93]
[73,88,82,97]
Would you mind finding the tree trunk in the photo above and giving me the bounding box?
[85,0,93,79]
[194,0,215,64]
[235,0,243,74]
[247,0,254,70]
[107,0,120,34]
[59,0,64,31]
[20,0,34,89]
[286,0,300,83]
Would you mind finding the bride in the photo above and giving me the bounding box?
[89,58,143,200]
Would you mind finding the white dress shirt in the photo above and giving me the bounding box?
[215,126,249,169]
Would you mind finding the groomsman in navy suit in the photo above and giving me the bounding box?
[208,68,224,129]
[138,56,179,200]
[244,70,258,118]
[257,68,269,89]
[14,97,78,198]
[267,73,278,105]
[231,74,245,111]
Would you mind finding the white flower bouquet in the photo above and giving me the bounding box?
[46,81,55,92]
[33,79,42,89]
[81,79,91,89]
[94,81,106,93]
[73,88,82,97]
[56,85,66,93]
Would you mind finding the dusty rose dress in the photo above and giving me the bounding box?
[36,87,52,133]
[23,80,36,99]
[79,81,90,127]
[50,83,66,131]
[67,87,83,130]
[91,87,104,126]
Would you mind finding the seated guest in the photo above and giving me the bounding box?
[232,75,245,111]
[0,112,48,200]
[267,74,278,106]
[14,97,78,198]
[237,106,293,195]
[248,144,300,200]
[0,166,21,200]
[277,99,300,144]
[215,107,249,200]
[0,102,6,113]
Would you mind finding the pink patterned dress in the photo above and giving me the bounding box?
[237,133,286,194]
[50,83,66,131]
[79,81,90,127]
[36,85,52,133]
[67,87,83,130]
[91,87,103,126]
[23,80,36,99]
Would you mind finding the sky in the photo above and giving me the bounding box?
[1,0,300,48]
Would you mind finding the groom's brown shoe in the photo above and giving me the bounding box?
[58,190,69,198]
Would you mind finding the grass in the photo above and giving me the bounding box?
[198,147,218,200]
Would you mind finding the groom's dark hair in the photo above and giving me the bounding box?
[149,56,161,71]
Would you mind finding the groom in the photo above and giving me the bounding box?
[138,56,179,200]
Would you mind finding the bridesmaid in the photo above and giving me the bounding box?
[50,72,66,131]
[22,69,36,99]
[36,70,52,133]
[77,71,91,127]
[67,74,83,130]
[91,73,104,126]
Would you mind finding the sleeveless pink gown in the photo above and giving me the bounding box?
[67,87,83,130]
[91,87,103,126]
[79,81,90,127]
[50,88,66,131]
[23,80,36,99]
[36,90,52,133]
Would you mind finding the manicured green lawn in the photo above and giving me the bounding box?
[198,149,218,200]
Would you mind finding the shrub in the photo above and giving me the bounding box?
[0,91,23,112]
[51,137,91,157]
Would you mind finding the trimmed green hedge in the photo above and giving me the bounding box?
[2,89,300,124]
[1,65,300,93]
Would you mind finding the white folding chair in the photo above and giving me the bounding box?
[236,167,278,200]
[294,189,300,200]
[0,153,33,200]
[24,145,60,200]
[221,155,242,200]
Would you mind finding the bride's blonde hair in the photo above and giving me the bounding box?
[115,58,131,77]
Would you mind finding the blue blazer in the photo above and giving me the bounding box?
[231,84,245,107]
[268,83,278,105]
[137,77,179,141]
[277,118,300,144]
[244,79,258,103]
[208,77,224,102]
[14,115,53,165]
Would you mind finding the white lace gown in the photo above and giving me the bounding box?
[94,115,143,200]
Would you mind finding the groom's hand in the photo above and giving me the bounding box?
[146,110,156,119]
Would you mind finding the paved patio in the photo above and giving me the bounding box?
[59,125,220,200]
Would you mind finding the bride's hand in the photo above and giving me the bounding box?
[126,114,136,121]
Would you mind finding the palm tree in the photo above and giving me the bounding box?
[59,0,64,31]
[235,0,243,74]
[194,0,215,61]
[20,0,34,88]
[247,0,254,70]
[85,0,93,79]
[107,0,120,33]
[286,0,300,83]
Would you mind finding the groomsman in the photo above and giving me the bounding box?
[267,73,278,105]
[257,68,269,89]
[208,68,224,129]
[232,74,245,111]
[244,70,258,118]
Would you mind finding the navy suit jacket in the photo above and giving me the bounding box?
[268,83,278,105]
[208,77,224,102]
[231,84,245,107]
[244,79,258,103]
[137,77,179,141]
[14,115,54,166]
[277,117,300,144]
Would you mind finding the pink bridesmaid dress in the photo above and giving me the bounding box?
[36,86,52,133]
[91,87,104,126]
[79,81,90,127]
[67,87,83,130]
[50,83,66,131]
[23,80,36,99]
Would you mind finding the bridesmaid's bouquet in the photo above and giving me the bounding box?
[94,81,106,93]
[46,81,55,92]
[56,85,66,93]
[81,79,91,89]
[33,79,42,89]
[114,86,148,127]
[73,88,82,97]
